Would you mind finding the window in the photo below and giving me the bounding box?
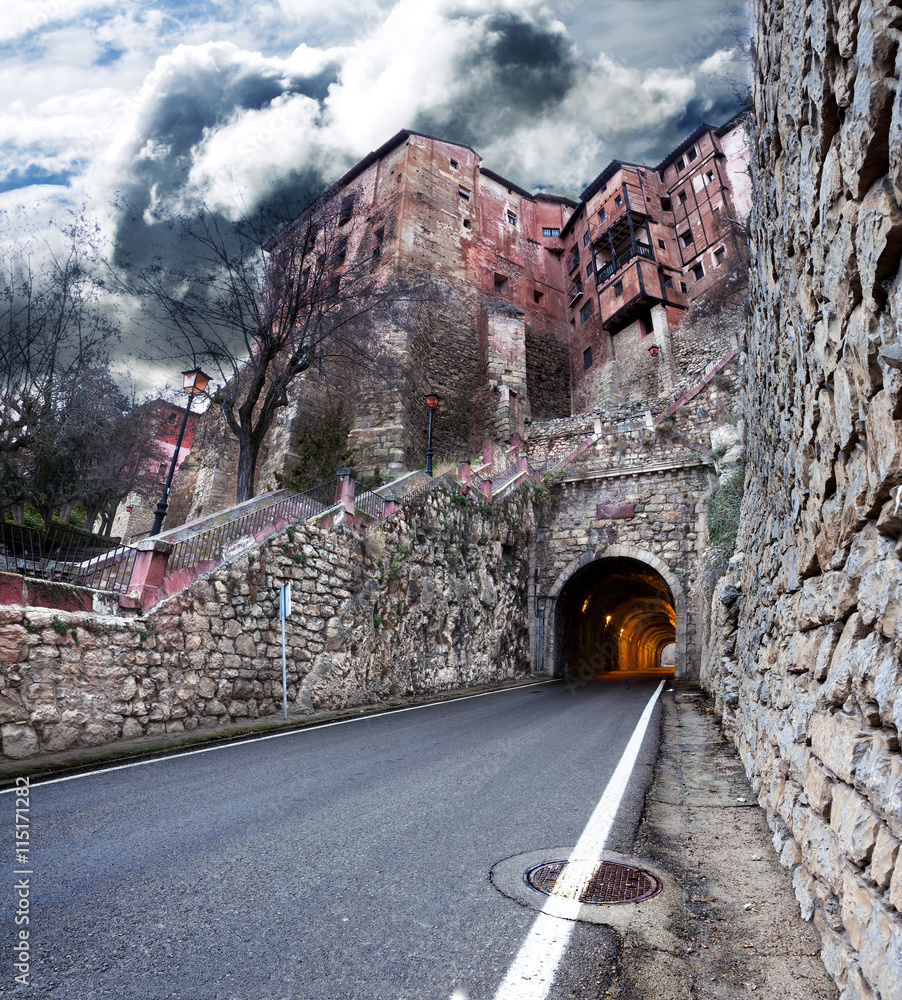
[687,147,698,162]
[534,289,544,304]
[583,231,591,247]
[507,212,517,226]
[660,197,672,212]
[583,346,593,370]
[494,272,509,296]
[373,227,384,257]
[714,246,727,265]
[706,169,715,184]
[691,262,705,281]
[580,300,593,324]
[613,280,623,297]
[450,158,458,170]
[662,273,673,288]
[586,261,593,277]
[339,193,354,224]
[598,208,606,222]
[567,249,580,272]
[680,281,688,293]
[676,157,685,171]
[658,238,666,249]
[463,218,471,229]
[677,190,688,205]
[614,194,623,207]
[542,227,560,237]
[334,236,348,263]
[459,186,470,201]
[680,229,694,248]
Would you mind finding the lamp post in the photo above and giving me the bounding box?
[149,368,211,537]
[647,344,660,357]
[424,392,440,477]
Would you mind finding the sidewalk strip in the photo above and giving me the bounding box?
[493,679,665,1000]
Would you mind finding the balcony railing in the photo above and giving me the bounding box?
[595,242,654,284]
[566,250,580,273]
[567,279,584,305]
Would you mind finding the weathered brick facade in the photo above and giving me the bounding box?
[178,121,749,520]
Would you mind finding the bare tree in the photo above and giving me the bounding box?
[118,193,405,503]
[0,215,120,459]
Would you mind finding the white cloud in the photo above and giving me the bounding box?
[0,0,113,43]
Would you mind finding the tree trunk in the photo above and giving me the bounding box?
[234,438,258,505]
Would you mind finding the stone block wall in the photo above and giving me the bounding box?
[701,2,902,998]
[0,487,534,761]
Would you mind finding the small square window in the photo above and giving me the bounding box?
[507,212,517,226]
[706,170,715,184]
[660,197,672,212]
[494,272,509,295]
[658,238,666,249]
[678,190,688,205]
[680,281,688,293]
[459,186,470,201]
[687,147,698,162]
[339,193,355,224]
[613,280,623,297]
[463,218,471,229]
[586,261,593,277]
[615,195,623,207]
[534,290,544,304]
[583,231,591,247]
[691,262,704,281]
[450,158,459,170]
[680,229,694,248]
[583,346,593,370]
[676,157,685,171]
[580,300,593,324]
[598,208,606,223]
[714,246,727,265]
[373,227,384,256]
[662,274,673,288]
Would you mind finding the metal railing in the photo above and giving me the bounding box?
[596,242,654,284]
[166,480,339,575]
[354,485,384,519]
[567,279,583,304]
[0,521,138,592]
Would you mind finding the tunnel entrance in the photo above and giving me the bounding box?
[553,556,676,679]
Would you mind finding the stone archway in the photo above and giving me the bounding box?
[544,544,688,680]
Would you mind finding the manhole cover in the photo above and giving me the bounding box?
[524,860,663,905]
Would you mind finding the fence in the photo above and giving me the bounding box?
[0,522,139,593]
[166,480,339,576]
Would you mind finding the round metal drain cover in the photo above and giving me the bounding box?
[524,859,663,905]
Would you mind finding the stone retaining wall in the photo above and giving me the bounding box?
[0,486,534,761]
[702,3,902,998]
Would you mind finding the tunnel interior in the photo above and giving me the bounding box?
[554,557,676,678]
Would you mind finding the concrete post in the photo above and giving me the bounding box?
[480,478,493,503]
[381,495,400,519]
[457,459,471,496]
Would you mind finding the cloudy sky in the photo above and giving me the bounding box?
[1,0,749,390]
[2,0,749,216]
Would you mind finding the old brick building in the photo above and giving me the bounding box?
[183,116,750,517]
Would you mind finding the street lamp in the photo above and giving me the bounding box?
[647,345,660,357]
[424,392,441,477]
[149,368,211,537]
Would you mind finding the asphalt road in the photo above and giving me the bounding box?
[1,675,663,1000]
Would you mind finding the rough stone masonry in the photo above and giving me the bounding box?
[703,2,902,998]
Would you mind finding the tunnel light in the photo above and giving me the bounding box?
[606,615,611,625]
[581,598,590,613]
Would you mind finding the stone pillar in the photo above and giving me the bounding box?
[335,468,357,526]
[457,459,472,496]
[122,538,173,612]
[380,495,400,519]
[480,478,493,503]
[651,303,676,394]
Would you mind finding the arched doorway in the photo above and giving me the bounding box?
[547,550,682,680]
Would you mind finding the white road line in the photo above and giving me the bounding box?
[0,679,557,792]
[493,679,665,1000]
